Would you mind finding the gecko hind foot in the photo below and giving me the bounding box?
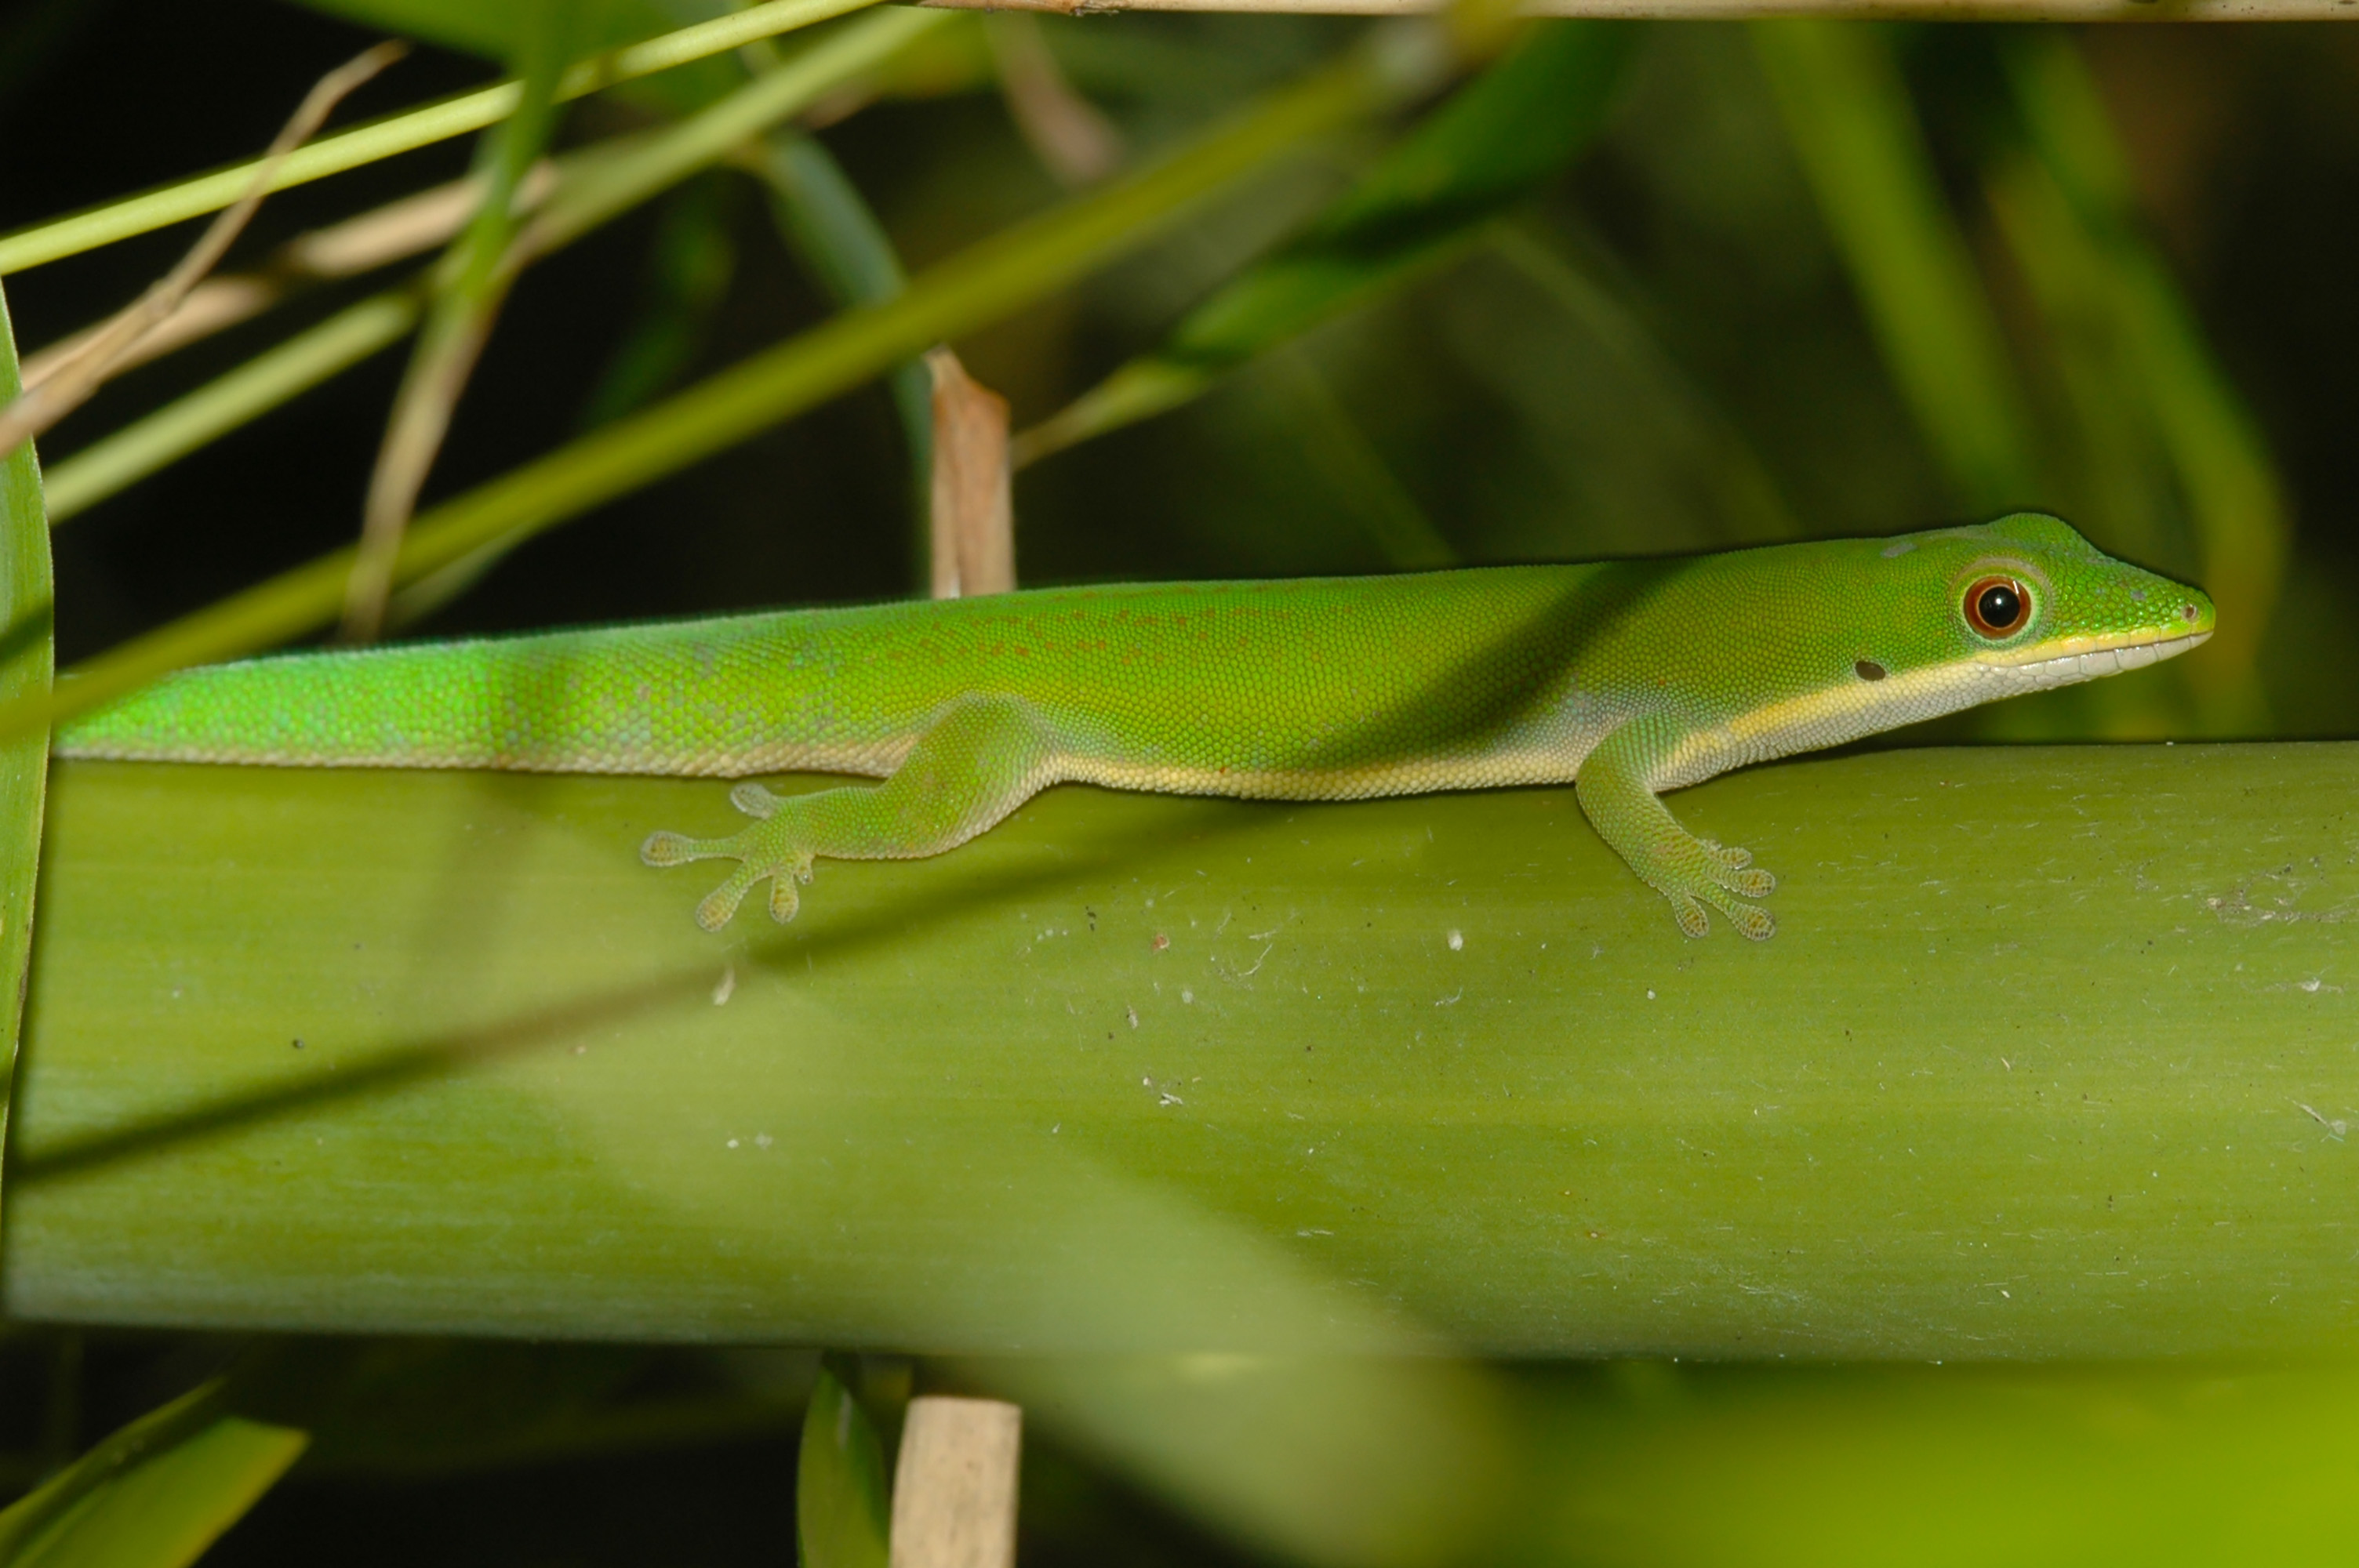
[640,818,816,933]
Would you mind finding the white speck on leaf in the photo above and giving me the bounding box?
[1447,929,1463,951]
[712,965,736,1007]
[2295,1102,2348,1138]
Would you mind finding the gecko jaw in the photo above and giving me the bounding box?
[1991,630,2211,691]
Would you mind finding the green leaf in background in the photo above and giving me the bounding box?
[1508,1360,2359,1567]
[296,0,728,74]
[1016,20,1634,466]
[0,22,1435,747]
[342,0,600,641]
[0,1381,306,1568]
[756,127,939,579]
[797,1364,890,1568]
[1990,33,2285,731]
[1750,20,2038,515]
[576,176,739,431]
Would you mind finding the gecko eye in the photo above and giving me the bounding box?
[1963,576,2030,639]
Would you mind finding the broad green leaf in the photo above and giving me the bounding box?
[1751,20,2037,514]
[0,1382,306,1568]
[798,1367,889,1568]
[11,741,2359,1361]
[1018,20,1634,464]
[11,741,2359,1560]
[1514,1361,2359,1567]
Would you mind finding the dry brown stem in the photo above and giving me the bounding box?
[925,347,1018,600]
[21,163,558,393]
[888,1396,1022,1568]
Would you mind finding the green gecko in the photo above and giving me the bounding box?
[54,513,2211,939]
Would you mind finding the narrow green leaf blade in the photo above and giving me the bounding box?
[0,1383,307,1568]
[1019,21,1634,463]
[798,1367,889,1568]
[1752,20,2037,513]
[0,282,54,1264]
[1995,34,2285,728]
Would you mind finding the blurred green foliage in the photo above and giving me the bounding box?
[0,1,2354,1563]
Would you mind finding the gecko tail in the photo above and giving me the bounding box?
[50,613,877,776]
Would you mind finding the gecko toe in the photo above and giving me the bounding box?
[1670,893,1710,939]
[641,829,707,867]
[1724,901,1775,940]
[729,782,783,819]
[1727,866,1775,898]
[767,875,801,923]
[695,868,758,932]
[1701,840,1754,870]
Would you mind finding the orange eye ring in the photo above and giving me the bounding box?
[1963,575,2031,639]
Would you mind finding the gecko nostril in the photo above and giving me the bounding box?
[2182,604,2200,622]
[1855,659,1887,682]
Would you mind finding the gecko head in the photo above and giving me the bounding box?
[1860,513,2213,696]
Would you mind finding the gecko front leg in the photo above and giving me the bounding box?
[1575,716,1776,940]
[641,695,1061,932]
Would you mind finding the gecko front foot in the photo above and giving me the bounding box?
[1667,840,1776,941]
[642,797,816,932]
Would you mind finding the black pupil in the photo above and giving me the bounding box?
[1977,583,2023,630]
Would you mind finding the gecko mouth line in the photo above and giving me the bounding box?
[1996,630,2210,689]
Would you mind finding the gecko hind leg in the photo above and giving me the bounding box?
[641,695,1060,933]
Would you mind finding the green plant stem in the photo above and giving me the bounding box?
[0,26,1433,745]
[45,9,943,532]
[44,290,423,523]
[0,0,885,278]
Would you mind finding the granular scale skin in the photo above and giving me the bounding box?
[56,514,2214,938]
